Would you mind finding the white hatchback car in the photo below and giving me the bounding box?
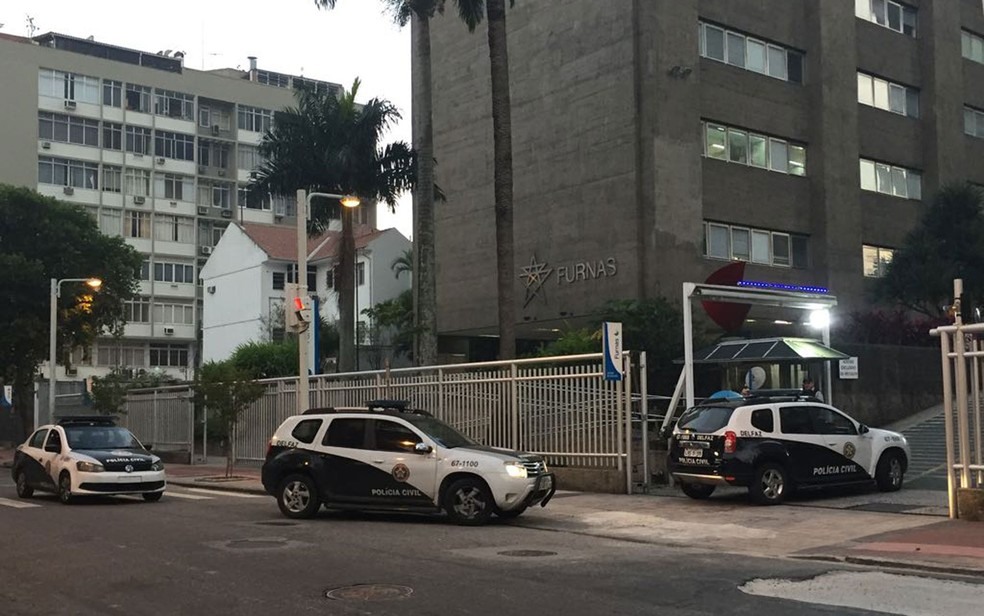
[11,416,166,503]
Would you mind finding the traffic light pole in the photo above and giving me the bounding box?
[296,189,309,414]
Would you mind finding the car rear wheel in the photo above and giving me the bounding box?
[58,472,73,505]
[680,482,716,500]
[875,452,905,492]
[444,478,494,526]
[750,463,787,505]
[143,491,164,502]
[277,474,320,519]
[15,472,33,498]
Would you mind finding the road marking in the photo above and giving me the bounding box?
[0,497,42,509]
[184,487,264,499]
[163,490,213,501]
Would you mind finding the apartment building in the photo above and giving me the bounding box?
[0,31,371,380]
[427,0,983,354]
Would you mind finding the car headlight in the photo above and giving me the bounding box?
[76,461,104,473]
[504,462,528,479]
[151,460,165,471]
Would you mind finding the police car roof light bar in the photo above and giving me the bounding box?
[302,407,337,415]
[366,399,411,411]
[56,415,119,426]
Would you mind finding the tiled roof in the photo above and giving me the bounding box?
[239,223,386,263]
[0,33,31,43]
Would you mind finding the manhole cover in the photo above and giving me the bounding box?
[326,584,413,601]
[497,550,557,558]
[255,521,298,527]
[226,539,288,550]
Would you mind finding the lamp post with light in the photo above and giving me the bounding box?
[294,189,360,413]
[49,277,102,419]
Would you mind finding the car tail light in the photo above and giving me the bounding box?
[265,439,274,458]
[724,431,737,454]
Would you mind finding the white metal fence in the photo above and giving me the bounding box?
[122,386,195,451]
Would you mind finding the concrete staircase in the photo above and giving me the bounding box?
[896,405,982,490]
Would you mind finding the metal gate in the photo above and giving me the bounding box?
[931,279,984,518]
[122,386,195,453]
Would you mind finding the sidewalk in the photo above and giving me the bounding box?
[166,461,264,494]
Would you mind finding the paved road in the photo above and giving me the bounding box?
[2,479,982,616]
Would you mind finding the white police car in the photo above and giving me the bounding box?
[11,416,166,503]
[667,392,910,505]
[261,401,556,525]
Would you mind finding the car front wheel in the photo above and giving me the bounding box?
[277,474,320,519]
[444,478,494,526]
[876,452,905,492]
[58,472,73,505]
[15,471,33,498]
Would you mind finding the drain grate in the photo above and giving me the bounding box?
[497,549,557,558]
[226,539,288,550]
[326,584,413,601]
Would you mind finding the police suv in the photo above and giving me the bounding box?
[667,392,910,505]
[12,416,166,503]
[261,401,556,525]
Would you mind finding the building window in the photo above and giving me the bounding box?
[124,297,151,323]
[153,303,194,325]
[198,140,230,169]
[703,221,808,268]
[125,126,152,155]
[103,122,123,150]
[100,209,122,236]
[357,262,366,286]
[96,345,145,368]
[197,182,232,209]
[154,131,195,161]
[964,106,984,139]
[859,158,921,200]
[863,245,895,278]
[856,0,916,36]
[699,22,804,84]
[287,265,318,290]
[125,211,151,239]
[125,168,151,196]
[238,145,263,170]
[125,83,152,113]
[237,105,273,132]
[155,173,194,201]
[153,89,195,120]
[857,72,919,118]
[153,215,195,244]
[38,112,100,147]
[326,266,336,290]
[103,79,122,107]
[38,156,98,189]
[149,344,188,367]
[140,260,151,281]
[271,194,297,218]
[237,187,271,210]
[272,272,286,290]
[102,165,122,193]
[37,69,100,103]
[702,122,806,176]
[962,30,984,64]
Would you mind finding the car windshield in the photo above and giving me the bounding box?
[677,406,735,433]
[406,416,476,448]
[64,426,143,450]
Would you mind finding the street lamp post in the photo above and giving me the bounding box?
[294,190,360,414]
[48,277,101,422]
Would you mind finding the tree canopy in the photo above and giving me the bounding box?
[875,184,984,317]
[0,185,142,434]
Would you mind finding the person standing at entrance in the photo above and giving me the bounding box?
[802,377,824,402]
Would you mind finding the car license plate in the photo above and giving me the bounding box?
[684,449,703,458]
[117,475,142,483]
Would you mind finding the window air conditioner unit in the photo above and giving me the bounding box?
[64,100,77,110]
[133,195,146,205]
[211,124,220,135]
[41,141,52,149]
[163,326,175,336]
[62,186,75,196]
[217,169,226,177]
[65,366,78,377]
[248,171,259,180]
[220,209,232,218]
[200,245,213,255]
[197,206,209,215]
[198,165,207,174]
[156,157,166,165]
[274,213,284,220]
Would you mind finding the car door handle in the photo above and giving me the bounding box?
[372,460,385,464]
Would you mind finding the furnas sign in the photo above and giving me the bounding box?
[520,254,618,307]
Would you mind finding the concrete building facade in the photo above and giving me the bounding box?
[428,0,983,353]
[0,32,372,380]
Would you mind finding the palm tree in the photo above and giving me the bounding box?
[451,0,517,359]
[391,248,413,279]
[313,2,441,367]
[252,81,415,373]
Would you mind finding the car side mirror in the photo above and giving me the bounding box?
[859,424,869,435]
[145,444,153,451]
[414,442,433,455]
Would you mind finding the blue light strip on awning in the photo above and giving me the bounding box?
[737,280,830,294]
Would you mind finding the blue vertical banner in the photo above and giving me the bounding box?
[603,321,623,381]
[310,295,321,375]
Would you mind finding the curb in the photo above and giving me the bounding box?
[792,553,984,579]
[167,476,266,496]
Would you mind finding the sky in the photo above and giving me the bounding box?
[0,0,414,237]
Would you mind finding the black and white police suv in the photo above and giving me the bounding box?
[261,401,556,525]
[11,416,166,504]
[667,392,910,505]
